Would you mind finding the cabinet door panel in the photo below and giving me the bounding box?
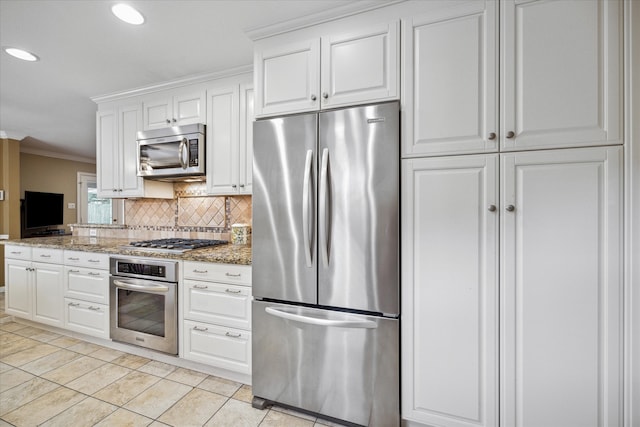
[33,263,63,327]
[96,110,118,197]
[500,147,622,427]
[206,85,239,195]
[120,104,144,196]
[239,83,254,194]
[255,38,320,116]
[143,98,172,130]
[402,1,497,157]
[322,20,399,108]
[501,0,622,150]
[402,155,498,427]
[5,260,31,319]
[174,90,205,125]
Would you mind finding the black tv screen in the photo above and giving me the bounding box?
[24,191,64,229]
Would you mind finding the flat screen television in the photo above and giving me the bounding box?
[24,191,64,229]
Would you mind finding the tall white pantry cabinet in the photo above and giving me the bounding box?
[401,1,624,427]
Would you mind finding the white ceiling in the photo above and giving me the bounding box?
[0,0,367,162]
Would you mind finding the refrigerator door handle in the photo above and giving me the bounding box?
[265,307,378,329]
[302,149,313,267]
[319,147,330,268]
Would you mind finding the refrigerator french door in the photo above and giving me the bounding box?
[252,102,399,427]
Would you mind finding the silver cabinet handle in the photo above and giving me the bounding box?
[225,332,242,338]
[193,269,208,274]
[310,94,317,101]
[225,288,242,294]
[488,132,496,140]
[88,272,101,276]
[40,254,51,258]
[506,205,515,212]
[225,272,241,278]
[302,149,313,268]
[319,147,330,268]
[193,326,208,332]
[88,306,101,311]
[322,92,328,99]
[88,259,100,263]
[506,131,515,138]
[193,284,209,289]
[10,251,22,255]
[68,302,80,307]
[488,205,497,212]
[68,269,80,273]
[67,257,80,261]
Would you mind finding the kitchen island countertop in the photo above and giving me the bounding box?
[1,236,252,265]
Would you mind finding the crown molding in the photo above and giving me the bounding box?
[91,64,253,104]
[245,0,405,41]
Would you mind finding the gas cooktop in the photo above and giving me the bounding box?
[122,238,228,253]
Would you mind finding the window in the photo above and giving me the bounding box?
[77,173,123,224]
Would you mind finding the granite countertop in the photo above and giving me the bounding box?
[1,236,252,265]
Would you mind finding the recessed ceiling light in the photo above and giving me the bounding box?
[112,3,145,25]
[4,47,39,62]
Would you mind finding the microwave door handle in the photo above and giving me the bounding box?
[178,138,188,169]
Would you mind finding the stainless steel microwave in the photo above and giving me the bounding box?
[137,123,205,181]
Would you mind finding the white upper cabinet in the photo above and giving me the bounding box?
[96,103,173,199]
[402,0,622,157]
[206,78,254,195]
[402,1,497,156]
[143,88,206,130]
[255,38,320,116]
[501,0,622,151]
[255,20,399,117]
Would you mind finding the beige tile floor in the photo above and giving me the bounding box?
[0,292,346,427]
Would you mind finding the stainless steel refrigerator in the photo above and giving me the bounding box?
[251,102,399,427]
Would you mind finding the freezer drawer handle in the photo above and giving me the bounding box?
[302,149,313,268]
[265,307,377,329]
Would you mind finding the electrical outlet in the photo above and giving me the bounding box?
[0,190,4,200]
[68,202,76,209]
[89,229,97,237]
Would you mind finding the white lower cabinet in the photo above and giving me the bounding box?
[63,298,109,339]
[181,261,252,375]
[62,250,110,338]
[183,320,251,374]
[4,246,64,328]
[402,146,623,427]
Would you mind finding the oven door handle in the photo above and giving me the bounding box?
[113,279,170,293]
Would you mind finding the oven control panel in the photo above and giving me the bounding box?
[110,257,178,283]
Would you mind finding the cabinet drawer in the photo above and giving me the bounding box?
[184,280,251,330]
[64,267,109,304]
[183,261,251,285]
[64,251,109,269]
[64,298,109,339]
[32,247,63,264]
[183,320,251,374]
[4,245,32,260]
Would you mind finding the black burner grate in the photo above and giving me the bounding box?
[128,238,227,250]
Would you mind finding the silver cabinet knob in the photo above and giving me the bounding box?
[310,94,317,101]
[232,184,237,188]
[488,132,496,140]
[322,92,328,99]
[506,131,515,139]
[172,118,177,123]
[165,119,171,124]
[488,205,496,212]
[239,184,245,188]
[506,205,515,212]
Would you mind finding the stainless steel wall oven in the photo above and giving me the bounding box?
[109,257,179,355]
